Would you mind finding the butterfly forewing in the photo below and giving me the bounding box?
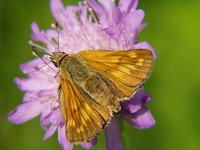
[79,49,154,100]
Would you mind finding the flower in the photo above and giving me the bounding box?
[8,0,156,150]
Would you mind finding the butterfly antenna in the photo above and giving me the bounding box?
[32,46,57,72]
[32,46,49,64]
[29,41,52,56]
[23,22,61,79]
[21,46,57,79]
[55,21,60,52]
[21,61,51,79]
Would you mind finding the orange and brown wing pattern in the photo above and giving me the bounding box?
[79,49,154,100]
[58,75,111,144]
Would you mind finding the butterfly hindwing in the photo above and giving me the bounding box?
[59,75,111,144]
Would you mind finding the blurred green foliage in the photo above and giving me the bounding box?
[1,0,200,150]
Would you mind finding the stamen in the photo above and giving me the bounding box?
[83,1,99,24]
[55,9,68,25]
[69,31,76,43]
[51,23,61,32]
[121,29,133,49]
[82,32,89,43]
[130,33,134,38]
[40,30,58,47]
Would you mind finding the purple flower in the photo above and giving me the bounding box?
[8,0,156,150]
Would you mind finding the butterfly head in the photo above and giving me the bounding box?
[50,52,68,68]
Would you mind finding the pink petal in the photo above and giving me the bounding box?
[122,89,144,113]
[41,107,63,131]
[119,0,138,14]
[139,22,148,32]
[81,138,97,149]
[30,22,42,41]
[31,22,48,43]
[142,92,152,103]
[43,124,57,140]
[58,125,73,150]
[14,74,57,91]
[97,0,113,12]
[19,58,43,73]
[50,0,65,21]
[111,6,122,25]
[14,78,46,91]
[132,41,156,53]
[121,105,156,129]
[86,0,109,26]
[123,9,144,33]
[8,100,48,124]
[41,107,52,130]
[105,115,123,150]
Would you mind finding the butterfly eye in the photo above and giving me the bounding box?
[53,60,58,67]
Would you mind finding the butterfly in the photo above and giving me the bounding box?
[50,49,155,144]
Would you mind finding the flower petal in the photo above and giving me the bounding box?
[43,124,57,140]
[122,89,144,113]
[121,105,156,129]
[123,9,144,33]
[119,0,138,14]
[8,100,48,124]
[41,107,63,131]
[105,115,123,150]
[50,0,65,21]
[31,22,49,43]
[139,22,148,32]
[19,58,43,73]
[58,124,73,150]
[119,9,144,47]
[132,41,157,55]
[86,0,109,26]
[81,138,97,149]
[14,77,47,91]
[142,92,152,103]
[97,0,113,12]
[111,6,122,26]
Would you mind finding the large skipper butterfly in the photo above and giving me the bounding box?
[50,49,155,144]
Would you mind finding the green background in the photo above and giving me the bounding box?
[1,0,200,150]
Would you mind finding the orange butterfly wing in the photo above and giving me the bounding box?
[79,49,155,100]
[58,75,112,144]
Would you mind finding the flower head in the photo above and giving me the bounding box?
[8,0,156,150]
